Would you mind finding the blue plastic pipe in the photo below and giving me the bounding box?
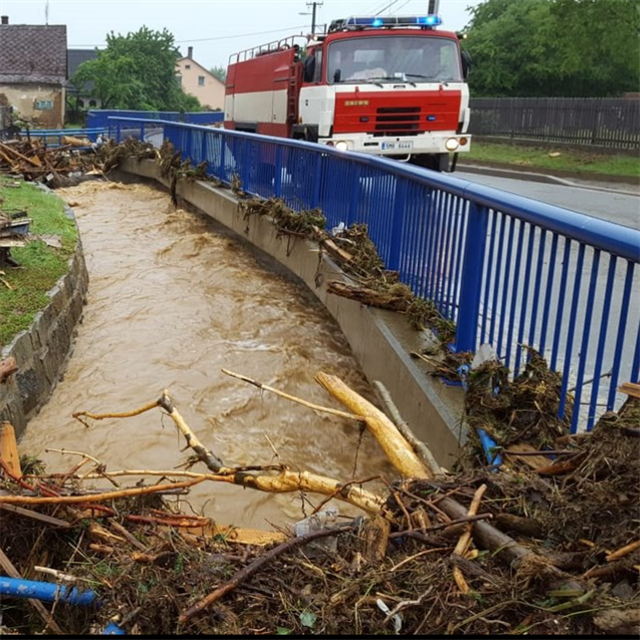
[0,576,96,606]
[477,428,503,469]
[102,623,126,635]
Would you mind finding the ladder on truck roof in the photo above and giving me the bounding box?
[229,35,307,65]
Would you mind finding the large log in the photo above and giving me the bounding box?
[315,372,429,479]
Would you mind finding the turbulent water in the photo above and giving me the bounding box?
[20,180,394,528]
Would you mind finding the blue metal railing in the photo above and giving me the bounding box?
[88,110,223,130]
[109,117,640,432]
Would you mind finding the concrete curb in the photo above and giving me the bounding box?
[458,161,640,189]
[0,193,89,438]
[117,158,467,468]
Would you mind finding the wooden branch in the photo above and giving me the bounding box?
[0,356,18,383]
[389,513,493,539]
[619,382,640,399]
[452,484,488,593]
[157,390,225,472]
[222,368,363,422]
[438,496,533,567]
[0,503,71,528]
[73,398,161,426]
[0,422,22,478]
[81,468,383,514]
[179,524,353,623]
[211,469,384,514]
[315,372,429,479]
[0,477,206,505]
[45,448,102,466]
[373,380,443,476]
[606,540,640,563]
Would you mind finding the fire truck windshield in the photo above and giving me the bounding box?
[327,35,462,84]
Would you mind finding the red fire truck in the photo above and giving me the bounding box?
[224,14,471,172]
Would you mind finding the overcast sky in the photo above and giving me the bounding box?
[0,0,482,70]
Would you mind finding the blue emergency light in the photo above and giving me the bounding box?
[330,15,443,31]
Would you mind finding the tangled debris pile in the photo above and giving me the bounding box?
[0,139,102,187]
[0,368,638,636]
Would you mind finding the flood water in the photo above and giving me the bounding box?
[20,180,394,529]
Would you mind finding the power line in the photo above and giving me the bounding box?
[391,0,412,14]
[375,0,402,15]
[69,24,310,48]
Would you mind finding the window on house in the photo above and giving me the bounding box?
[185,64,191,69]
[89,100,97,107]
[198,76,205,86]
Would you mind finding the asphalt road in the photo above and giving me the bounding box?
[456,168,640,231]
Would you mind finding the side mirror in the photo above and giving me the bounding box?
[303,56,316,83]
[461,50,472,80]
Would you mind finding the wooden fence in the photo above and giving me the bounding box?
[469,97,640,149]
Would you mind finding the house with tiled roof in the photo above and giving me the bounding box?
[0,16,68,128]
[176,46,224,110]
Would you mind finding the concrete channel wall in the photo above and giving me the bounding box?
[118,158,467,469]
[0,207,89,438]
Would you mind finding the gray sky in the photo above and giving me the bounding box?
[0,0,482,70]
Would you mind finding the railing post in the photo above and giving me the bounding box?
[116,121,121,143]
[218,134,226,182]
[348,165,362,224]
[454,202,489,353]
[311,154,322,208]
[185,129,193,162]
[201,131,209,171]
[387,179,407,272]
[140,121,145,143]
[274,146,283,198]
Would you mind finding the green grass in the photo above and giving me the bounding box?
[465,142,640,178]
[0,180,78,346]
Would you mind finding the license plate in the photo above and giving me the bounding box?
[381,141,413,151]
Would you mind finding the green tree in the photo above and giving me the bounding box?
[463,0,640,97]
[209,65,227,83]
[73,26,201,111]
[548,0,640,96]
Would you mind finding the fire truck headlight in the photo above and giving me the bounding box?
[335,141,349,152]
[445,138,460,151]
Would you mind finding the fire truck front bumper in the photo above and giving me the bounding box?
[320,132,471,157]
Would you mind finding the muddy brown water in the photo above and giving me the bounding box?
[20,180,395,528]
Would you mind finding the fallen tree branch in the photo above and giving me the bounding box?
[157,390,225,472]
[315,372,429,479]
[222,369,364,422]
[0,477,206,505]
[179,524,353,623]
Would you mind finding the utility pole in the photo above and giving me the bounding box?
[307,1,323,36]
[428,0,440,14]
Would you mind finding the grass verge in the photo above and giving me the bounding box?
[0,180,78,347]
[464,141,640,178]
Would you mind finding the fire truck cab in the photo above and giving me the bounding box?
[225,14,471,172]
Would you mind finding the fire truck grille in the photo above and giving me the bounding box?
[373,106,421,136]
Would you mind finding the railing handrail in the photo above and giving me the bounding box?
[108,117,640,263]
